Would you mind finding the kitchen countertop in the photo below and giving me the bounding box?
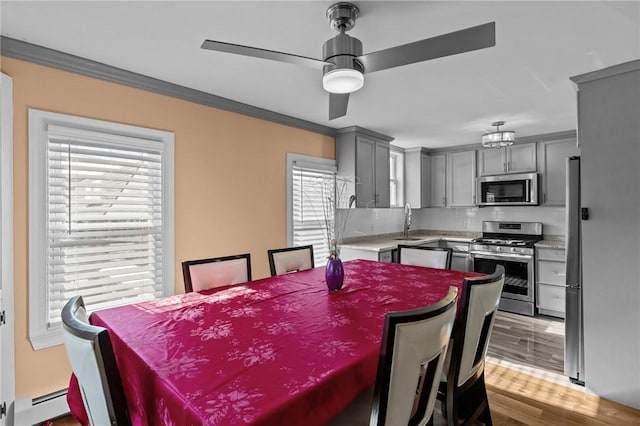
[340,231,477,252]
[342,231,567,252]
[535,237,566,249]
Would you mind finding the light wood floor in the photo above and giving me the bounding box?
[484,362,640,426]
[488,311,565,376]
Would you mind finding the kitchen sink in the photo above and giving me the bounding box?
[393,237,423,241]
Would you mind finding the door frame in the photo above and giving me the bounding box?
[1,72,15,425]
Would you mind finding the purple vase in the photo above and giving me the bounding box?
[325,257,344,291]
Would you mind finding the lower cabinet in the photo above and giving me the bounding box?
[341,239,471,270]
[340,247,394,262]
[451,252,470,272]
[412,240,470,272]
[536,246,566,318]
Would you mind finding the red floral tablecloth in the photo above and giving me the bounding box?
[68,259,481,425]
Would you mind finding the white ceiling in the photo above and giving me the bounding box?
[2,1,639,148]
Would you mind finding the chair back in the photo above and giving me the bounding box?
[268,245,314,276]
[62,296,131,426]
[371,286,458,426]
[398,245,453,269]
[451,265,505,387]
[182,253,252,292]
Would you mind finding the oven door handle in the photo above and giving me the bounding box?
[470,251,533,262]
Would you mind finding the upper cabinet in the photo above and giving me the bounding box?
[538,135,580,206]
[403,132,577,209]
[336,126,393,208]
[478,143,537,176]
[405,148,430,208]
[446,150,477,207]
[428,150,476,207]
[430,153,447,207]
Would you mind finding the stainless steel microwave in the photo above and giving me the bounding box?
[476,173,539,206]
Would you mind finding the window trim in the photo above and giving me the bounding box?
[1,72,16,422]
[285,153,337,248]
[389,147,405,208]
[28,109,175,350]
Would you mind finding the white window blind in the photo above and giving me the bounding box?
[29,109,174,349]
[47,126,164,325]
[292,163,336,265]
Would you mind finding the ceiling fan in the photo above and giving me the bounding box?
[201,2,495,120]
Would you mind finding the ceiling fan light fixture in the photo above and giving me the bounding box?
[482,121,515,148]
[322,68,364,94]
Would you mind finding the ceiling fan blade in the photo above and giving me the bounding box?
[201,39,329,69]
[329,93,350,120]
[357,22,496,74]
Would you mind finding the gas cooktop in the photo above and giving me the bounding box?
[470,221,543,254]
[471,238,538,248]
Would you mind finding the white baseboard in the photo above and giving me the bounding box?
[14,390,69,426]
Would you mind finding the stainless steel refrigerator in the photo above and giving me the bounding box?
[565,156,585,385]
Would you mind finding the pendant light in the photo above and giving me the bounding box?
[482,121,515,148]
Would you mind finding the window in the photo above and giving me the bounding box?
[390,148,404,207]
[287,154,337,266]
[29,109,174,349]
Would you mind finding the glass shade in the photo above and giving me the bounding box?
[322,69,364,94]
[481,130,516,148]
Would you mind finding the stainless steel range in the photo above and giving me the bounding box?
[470,221,543,316]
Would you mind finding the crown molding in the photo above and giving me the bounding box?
[571,59,640,85]
[335,125,394,142]
[1,36,336,137]
[425,129,577,154]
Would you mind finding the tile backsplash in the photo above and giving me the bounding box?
[339,208,407,238]
[339,206,566,238]
[417,206,566,235]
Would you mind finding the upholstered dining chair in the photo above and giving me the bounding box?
[182,253,252,292]
[62,296,131,426]
[437,265,505,426]
[267,245,314,276]
[327,286,459,426]
[398,245,453,269]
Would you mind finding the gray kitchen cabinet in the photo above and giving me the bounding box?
[451,252,470,272]
[446,150,477,207]
[538,136,580,206]
[418,239,470,271]
[336,126,394,208]
[405,148,430,208]
[478,143,537,176]
[477,148,505,176]
[447,240,470,272]
[429,153,447,207]
[536,246,566,318]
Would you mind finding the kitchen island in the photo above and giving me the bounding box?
[340,231,477,269]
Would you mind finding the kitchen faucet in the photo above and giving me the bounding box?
[403,203,412,238]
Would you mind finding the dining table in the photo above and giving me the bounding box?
[67,259,482,426]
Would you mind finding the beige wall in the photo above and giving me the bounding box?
[1,56,335,398]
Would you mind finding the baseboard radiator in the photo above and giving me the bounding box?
[14,389,70,426]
